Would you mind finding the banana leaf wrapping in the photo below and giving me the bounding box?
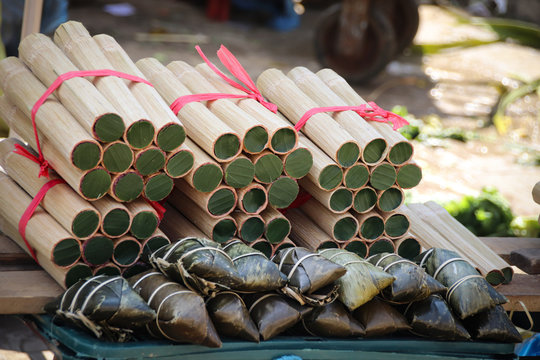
[319,249,394,310]
[417,248,507,319]
[206,291,260,342]
[223,240,287,292]
[352,297,411,337]
[464,305,522,343]
[45,276,156,342]
[403,294,471,341]
[128,270,222,347]
[272,247,346,306]
[149,237,243,296]
[368,253,446,304]
[244,293,301,340]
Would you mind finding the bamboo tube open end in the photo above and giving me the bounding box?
[243,125,269,154]
[52,238,82,267]
[130,211,159,240]
[273,241,295,255]
[208,187,237,217]
[214,133,241,161]
[384,214,410,238]
[369,163,397,191]
[102,142,134,173]
[224,158,255,188]
[239,216,265,243]
[94,113,125,143]
[141,236,170,262]
[254,153,283,183]
[72,210,101,239]
[485,270,506,286]
[165,150,194,178]
[80,168,111,200]
[111,172,144,202]
[501,267,514,284]
[65,263,93,288]
[192,163,223,193]
[71,141,102,171]
[337,142,361,168]
[102,208,131,238]
[267,177,299,209]
[344,164,369,190]
[83,235,113,266]
[212,218,237,243]
[353,187,377,213]
[388,141,414,165]
[318,165,343,191]
[251,239,272,258]
[144,173,174,201]
[265,218,291,244]
[113,237,142,267]
[135,147,166,176]
[93,263,122,276]
[125,120,155,150]
[367,239,395,257]
[396,237,421,260]
[363,138,387,165]
[329,188,353,213]
[378,187,404,212]
[344,240,367,258]
[360,216,384,240]
[396,163,422,189]
[156,123,186,152]
[284,147,313,179]
[333,217,358,241]
[317,240,339,251]
[270,127,297,154]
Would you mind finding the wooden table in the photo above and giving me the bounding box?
[0,233,539,314]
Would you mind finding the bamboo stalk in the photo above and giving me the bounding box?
[266,176,299,209]
[367,238,396,257]
[352,186,378,214]
[394,233,422,260]
[271,237,296,256]
[280,146,313,180]
[54,21,155,149]
[182,138,223,192]
[92,196,132,238]
[94,34,186,152]
[396,162,422,189]
[136,57,241,161]
[356,211,385,241]
[196,62,298,155]
[168,60,269,154]
[64,263,93,288]
[249,238,273,258]
[288,67,387,165]
[144,172,174,202]
[81,234,113,266]
[232,212,265,243]
[316,239,340,250]
[341,238,368,258]
[299,177,352,214]
[0,57,103,171]
[257,68,360,167]
[102,141,134,173]
[377,186,404,212]
[382,211,410,239]
[0,138,101,239]
[141,229,171,262]
[112,236,142,267]
[160,203,206,240]
[251,151,283,184]
[317,68,414,165]
[222,156,255,189]
[175,180,237,218]
[92,262,122,276]
[298,134,343,191]
[369,162,397,191]
[18,33,126,142]
[133,146,166,176]
[125,199,160,240]
[236,183,268,214]
[109,170,144,202]
[343,163,369,190]
[286,208,333,250]
[0,96,111,200]
[532,181,540,205]
[260,206,291,244]
[164,145,194,179]
[300,197,358,241]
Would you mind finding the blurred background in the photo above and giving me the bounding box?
[1,0,539,238]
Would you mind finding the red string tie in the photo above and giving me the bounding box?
[144,198,166,221]
[13,144,50,178]
[279,190,312,214]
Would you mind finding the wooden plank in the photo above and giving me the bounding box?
[510,248,540,274]
[0,232,36,267]
[499,273,540,312]
[479,237,540,262]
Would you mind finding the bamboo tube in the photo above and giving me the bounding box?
[356,211,385,241]
[271,237,296,256]
[0,96,111,200]
[396,162,422,189]
[369,162,397,191]
[93,196,132,238]
[281,146,313,180]
[251,151,283,184]
[237,183,268,214]
[316,239,340,250]
[299,177,352,214]
[532,181,540,205]
[249,238,272,258]
[136,57,241,161]
[54,21,155,149]
[317,69,414,165]
[144,172,174,202]
[377,186,404,213]
[122,262,152,278]
[300,198,358,242]
[222,156,255,189]
[133,146,166,176]
[168,190,237,243]
[168,60,269,154]
[266,176,299,209]
[382,211,410,239]
[125,199,159,240]
[81,234,113,266]
[342,239,368,258]
[352,186,378,214]
[160,203,206,240]
[232,212,265,243]
[367,238,396,257]
[0,173,82,268]
[93,262,122,276]
[109,170,144,202]
[298,134,343,191]
[401,204,455,250]
[94,34,186,152]
[344,163,369,190]
[102,141,134,173]
[0,57,103,171]
[175,180,237,218]
[257,69,360,167]
[18,33,126,142]
[286,208,333,250]
[196,62,298,154]
[288,67,387,165]
[261,206,291,244]
[182,138,223,192]
[164,145,194,179]
[0,138,101,239]
[141,229,171,262]
[64,263,93,288]
[112,236,142,267]
[394,233,422,260]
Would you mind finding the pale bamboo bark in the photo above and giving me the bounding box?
[181,138,223,192]
[175,179,237,218]
[285,208,333,251]
[300,197,358,242]
[298,134,343,191]
[298,177,352,214]
[160,203,206,240]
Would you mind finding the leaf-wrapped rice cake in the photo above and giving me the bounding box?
[404,294,471,341]
[464,305,522,343]
[353,297,411,337]
[206,291,260,342]
[128,270,222,347]
[272,247,346,306]
[149,237,243,296]
[223,240,287,292]
[46,275,155,341]
[418,248,507,319]
[319,249,394,310]
[244,293,301,340]
[368,253,446,303]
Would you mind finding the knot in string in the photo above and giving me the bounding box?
[13,143,51,178]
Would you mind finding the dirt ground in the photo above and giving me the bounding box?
[67,0,540,217]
